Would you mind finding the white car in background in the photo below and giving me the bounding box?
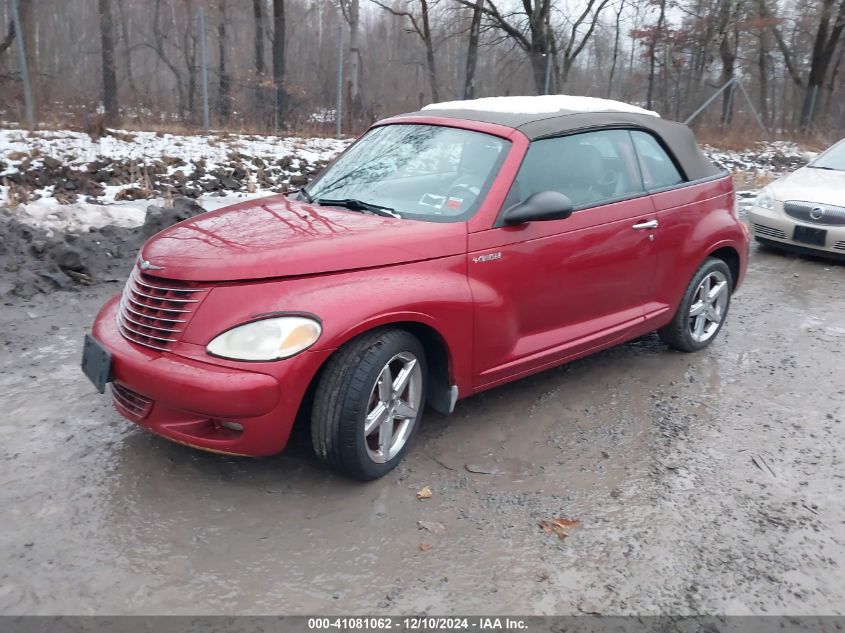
[749,137,845,258]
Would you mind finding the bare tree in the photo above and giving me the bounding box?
[0,14,15,61]
[606,0,625,98]
[373,0,440,102]
[148,0,187,119]
[272,0,287,126]
[99,0,119,122]
[463,0,483,99]
[115,0,141,101]
[800,0,845,127]
[556,0,613,87]
[456,0,554,94]
[645,0,666,110]
[340,0,364,119]
[217,0,230,121]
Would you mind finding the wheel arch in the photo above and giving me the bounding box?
[298,318,459,435]
[707,245,741,290]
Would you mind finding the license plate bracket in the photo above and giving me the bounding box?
[82,334,112,394]
[793,225,827,247]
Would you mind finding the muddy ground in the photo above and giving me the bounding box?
[1,239,843,616]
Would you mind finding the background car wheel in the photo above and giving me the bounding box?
[658,257,733,353]
[311,329,427,480]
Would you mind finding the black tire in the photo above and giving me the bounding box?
[658,257,733,353]
[311,328,427,480]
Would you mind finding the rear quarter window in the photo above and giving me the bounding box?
[630,130,684,190]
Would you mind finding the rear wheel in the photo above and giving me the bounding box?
[311,329,426,480]
[658,257,732,353]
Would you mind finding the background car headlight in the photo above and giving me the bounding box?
[206,316,321,361]
[754,187,775,210]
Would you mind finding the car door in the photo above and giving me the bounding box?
[467,129,660,389]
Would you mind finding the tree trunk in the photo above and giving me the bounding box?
[18,0,36,113]
[253,0,266,75]
[420,0,438,102]
[528,1,553,94]
[217,0,230,122]
[98,0,118,122]
[799,0,845,128]
[253,0,266,123]
[719,47,735,129]
[272,0,286,129]
[758,28,769,126]
[646,0,666,110]
[347,0,363,120]
[606,0,624,98]
[115,0,140,102]
[0,10,16,60]
[823,39,844,116]
[463,0,483,99]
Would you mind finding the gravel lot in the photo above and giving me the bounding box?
[1,240,843,616]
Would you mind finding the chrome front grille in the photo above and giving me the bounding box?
[112,383,153,421]
[117,267,209,352]
[753,223,787,240]
[784,200,845,226]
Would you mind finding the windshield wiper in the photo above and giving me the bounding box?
[808,165,840,171]
[298,187,314,202]
[315,198,400,218]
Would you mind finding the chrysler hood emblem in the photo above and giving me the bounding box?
[140,260,164,271]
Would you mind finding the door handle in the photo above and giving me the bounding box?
[632,219,659,230]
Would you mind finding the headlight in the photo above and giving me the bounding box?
[754,187,775,210]
[206,316,321,361]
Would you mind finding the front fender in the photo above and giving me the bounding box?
[183,254,474,394]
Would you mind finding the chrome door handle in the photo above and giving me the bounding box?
[632,219,659,230]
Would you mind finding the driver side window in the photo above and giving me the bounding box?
[505,129,646,210]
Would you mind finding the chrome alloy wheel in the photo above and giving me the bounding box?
[364,352,423,463]
[688,270,729,343]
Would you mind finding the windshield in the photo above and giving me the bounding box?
[810,138,845,171]
[304,124,510,222]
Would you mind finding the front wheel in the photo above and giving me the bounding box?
[311,329,426,480]
[658,257,733,353]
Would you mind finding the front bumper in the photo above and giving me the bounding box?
[748,204,845,257]
[92,295,332,456]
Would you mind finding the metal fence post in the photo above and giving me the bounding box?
[198,6,210,132]
[10,0,34,128]
[336,24,343,139]
[734,79,768,136]
[543,54,552,95]
[683,78,735,126]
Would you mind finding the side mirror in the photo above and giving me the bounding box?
[502,191,574,225]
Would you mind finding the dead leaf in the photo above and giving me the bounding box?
[538,517,581,540]
[419,542,433,552]
[416,486,433,500]
[417,520,446,534]
[578,600,602,615]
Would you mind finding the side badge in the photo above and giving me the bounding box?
[472,252,502,264]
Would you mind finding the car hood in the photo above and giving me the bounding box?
[770,167,845,207]
[140,194,467,282]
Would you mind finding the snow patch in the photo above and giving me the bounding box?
[424,95,659,117]
[5,191,276,234]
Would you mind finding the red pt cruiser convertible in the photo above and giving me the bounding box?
[83,96,749,480]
